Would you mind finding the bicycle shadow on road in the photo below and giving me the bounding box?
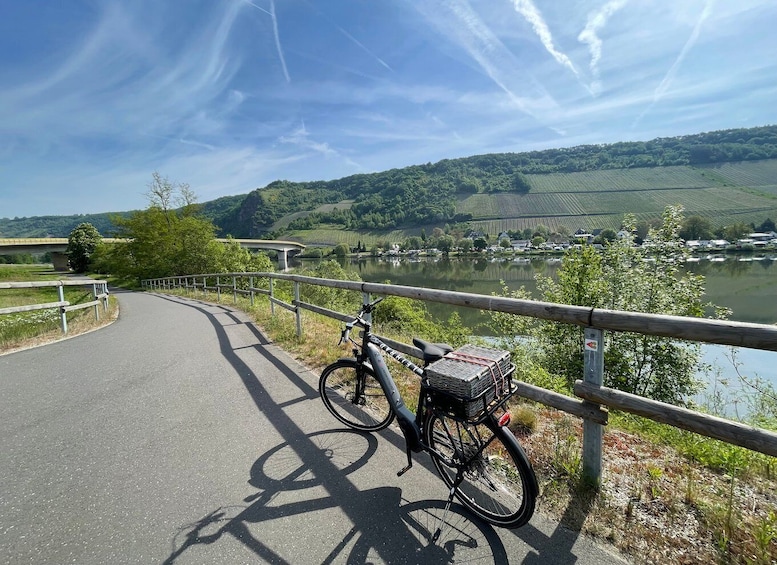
[151,293,606,564]
[165,428,510,564]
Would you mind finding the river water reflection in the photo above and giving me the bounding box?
[299,254,777,401]
[335,254,777,325]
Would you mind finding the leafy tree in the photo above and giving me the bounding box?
[680,215,714,240]
[534,206,724,404]
[66,222,102,273]
[93,174,272,282]
[757,218,775,232]
[297,260,362,312]
[596,228,617,244]
[405,236,423,250]
[437,235,455,254]
[473,237,488,251]
[457,238,473,253]
[723,222,751,242]
[332,243,349,258]
[499,237,512,249]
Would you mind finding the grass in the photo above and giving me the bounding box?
[0,265,119,354]
[155,284,776,564]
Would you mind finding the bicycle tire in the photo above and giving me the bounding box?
[319,359,394,432]
[423,411,538,528]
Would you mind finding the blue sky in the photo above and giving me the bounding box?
[1,0,776,218]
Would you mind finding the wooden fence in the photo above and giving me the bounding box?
[142,272,777,484]
[0,279,109,335]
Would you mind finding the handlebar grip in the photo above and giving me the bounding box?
[364,296,384,313]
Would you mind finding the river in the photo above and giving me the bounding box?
[298,253,777,413]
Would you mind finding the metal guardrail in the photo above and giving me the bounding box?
[142,272,777,483]
[0,279,110,334]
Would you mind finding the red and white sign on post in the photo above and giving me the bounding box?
[584,338,599,352]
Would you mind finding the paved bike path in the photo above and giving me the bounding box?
[0,290,629,564]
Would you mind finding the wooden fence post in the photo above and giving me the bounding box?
[362,292,371,325]
[294,281,302,337]
[249,276,255,307]
[269,278,275,316]
[582,327,604,486]
[92,283,100,320]
[58,284,68,334]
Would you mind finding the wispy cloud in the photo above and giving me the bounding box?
[578,0,628,95]
[413,0,557,116]
[269,0,291,83]
[510,0,578,76]
[278,120,361,170]
[634,0,715,126]
[279,120,337,157]
[244,0,290,82]
[335,25,393,71]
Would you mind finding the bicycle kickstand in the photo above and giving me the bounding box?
[397,445,413,477]
[433,485,457,542]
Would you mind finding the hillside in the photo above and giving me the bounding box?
[2,125,776,242]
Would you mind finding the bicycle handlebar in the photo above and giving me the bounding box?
[339,297,384,345]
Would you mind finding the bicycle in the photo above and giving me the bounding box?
[318,297,538,533]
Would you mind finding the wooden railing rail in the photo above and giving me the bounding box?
[142,272,777,483]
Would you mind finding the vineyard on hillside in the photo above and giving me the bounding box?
[457,160,777,233]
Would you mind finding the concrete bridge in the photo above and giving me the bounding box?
[0,238,305,270]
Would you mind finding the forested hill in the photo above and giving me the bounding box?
[2,124,776,239]
[223,124,777,237]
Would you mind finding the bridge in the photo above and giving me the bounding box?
[0,238,305,270]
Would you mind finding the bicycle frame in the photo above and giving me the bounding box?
[347,310,500,477]
[327,300,537,533]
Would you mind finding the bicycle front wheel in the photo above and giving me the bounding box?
[319,359,394,432]
[424,412,537,528]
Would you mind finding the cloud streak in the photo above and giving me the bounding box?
[245,0,290,82]
[578,0,628,94]
[412,0,557,117]
[510,0,578,76]
[634,0,715,126]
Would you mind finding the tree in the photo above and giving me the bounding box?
[534,206,723,404]
[499,237,512,250]
[473,237,488,252]
[437,235,455,254]
[723,222,751,242]
[93,173,265,282]
[596,228,617,244]
[67,223,102,273]
[332,243,349,258]
[457,238,473,253]
[680,215,713,241]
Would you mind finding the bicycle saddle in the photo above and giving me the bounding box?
[412,338,453,364]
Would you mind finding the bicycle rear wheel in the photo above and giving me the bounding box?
[423,411,537,528]
[319,359,394,432]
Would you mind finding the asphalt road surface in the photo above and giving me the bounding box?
[0,290,630,564]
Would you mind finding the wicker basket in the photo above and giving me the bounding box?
[426,345,514,420]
